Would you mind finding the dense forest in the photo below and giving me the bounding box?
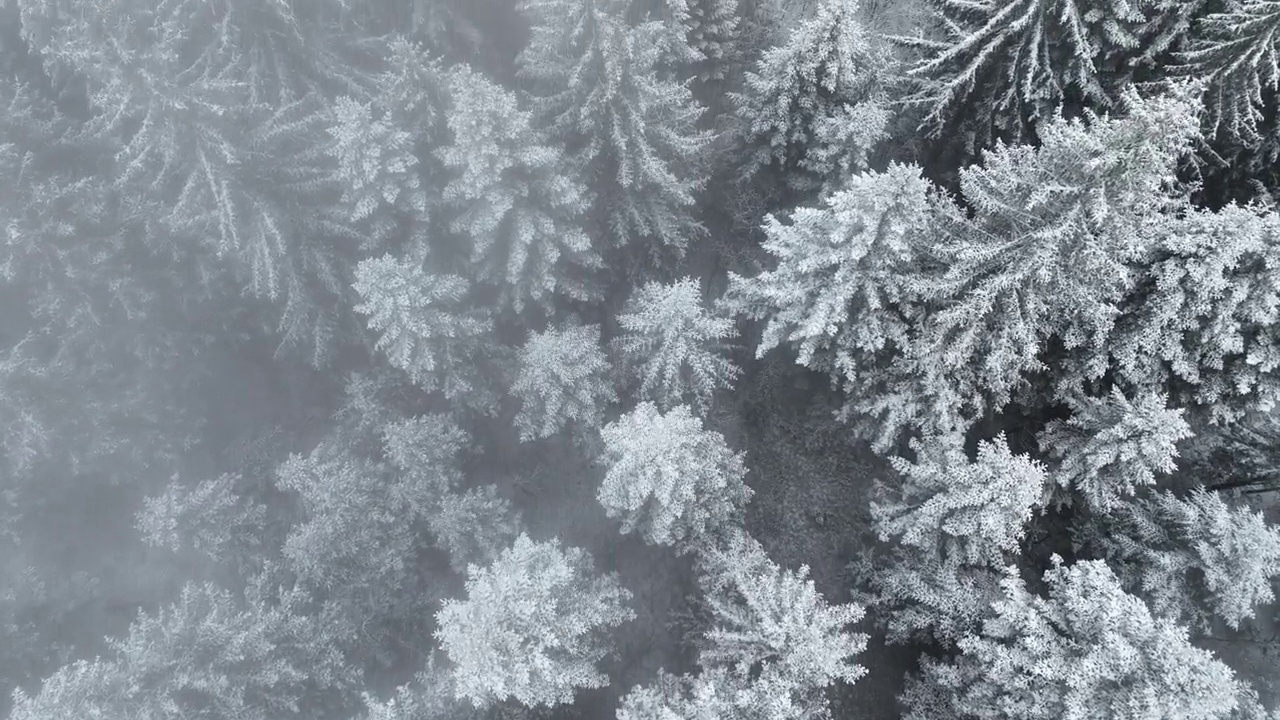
[5,0,1280,718]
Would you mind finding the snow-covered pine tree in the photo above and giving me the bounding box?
[512,322,617,443]
[19,0,383,366]
[860,544,1006,650]
[328,36,451,260]
[438,65,602,312]
[1037,389,1192,509]
[598,402,751,548]
[728,87,1280,450]
[136,473,270,572]
[698,531,867,720]
[8,582,358,720]
[614,278,739,414]
[901,0,1197,157]
[623,0,739,77]
[518,0,713,261]
[1100,201,1280,427]
[327,94,430,250]
[901,559,1245,720]
[380,414,470,499]
[873,434,1046,568]
[1185,407,1280,495]
[898,88,1200,442]
[627,0,699,65]
[352,254,501,414]
[1087,488,1280,630]
[867,434,1045,645]
[685,0,740,81]
[275,444,442,648]
[382,415,524,579]
[355,654,484,720]
[1177,0,1280,147]
[435,534,634,708]
[723,162,933,447]
[428,485,524,573]
[731,0,891,194]
[617,669,735,720]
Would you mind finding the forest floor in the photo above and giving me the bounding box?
[728,354,916,720]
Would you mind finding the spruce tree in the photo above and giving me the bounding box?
[616,669,734,720]
[867,434,1045,645]
[326,93,430,249]
[8,582,357,720]
[901,0,1196,158]
[19,0,385,364]
[1177,0,1280,146]
[136,473,270,573]
[723,162,933,447]
[1037,389,1192,509]
[906,89,1200,437]
[352,254,501,414]
[1088,488,1280,630]
[698,531,867,720]
[518,0,713,260]
[428,485,524,573]
[731,0,891,194]
[275,443,440,649]
[512,322,617,442]
[438,65,601,312]
[685,0,741,81]
[598,402,751,548]
[872,435,1046,569]
[435,534,634,708]
[901,559,1244,720]
[1102,202,1280,427]
[614,278,740,414]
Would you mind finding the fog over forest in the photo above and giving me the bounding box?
[3,0,1280,719]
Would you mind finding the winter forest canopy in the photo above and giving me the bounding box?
[9,0,1280,718]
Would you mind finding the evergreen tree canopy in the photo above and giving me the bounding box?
[736,88,1280,450]
[699,531,867,720]
[428,484,524,573]
[379,414,470,495]
[8,582,356,720]
[439,64,601,311]
[18,0,385,364]
[902,559,1244,720]
[906,88,1199,431]
[598,402,751,547]
[1177,0,1280,146]
[901,0,1198,157]
[1102,202,1280,426]
[866,434,1044,645]
[616,669,734,720]
[518,0,713,259]
[353,656,483,720]
[1089,488,1280,630]
[614,278,740,414]
[275,443,440,650]
[725,162,932,444]
[435,534,634,708]
[1037,389,1192,509]
[136,473,270,572]
[512,322,617,442]
[352,254,500,414]
[732,0,891,194]
[873,434,1045,567]
[685,0,741,81]
[326,94,429,245]
[0,72,226,489]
